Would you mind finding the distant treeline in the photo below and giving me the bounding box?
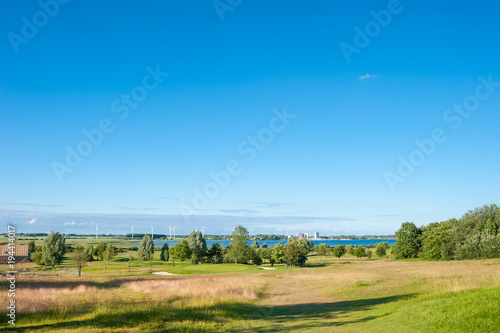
[394,204,500,260]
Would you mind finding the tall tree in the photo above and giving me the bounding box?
[160,241,170,262]
[229,225,251,264]
[251,240,260,249]
[174,239,192,266]
[72,246,89,276]
[393,222,422,259]
[187,231,207,264]
[284,239,307,266]
[42,231,66,267]
[138,235,154,261]
[272,243,285,267]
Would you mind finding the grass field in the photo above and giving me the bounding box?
[2,257,500,332]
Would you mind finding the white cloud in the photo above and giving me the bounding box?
[359,73,378,80]
[64,221,76,226]
[26,218,37,225]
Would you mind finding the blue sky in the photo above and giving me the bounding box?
[1,0,499,236]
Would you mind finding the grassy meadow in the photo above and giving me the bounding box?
[2,241,500,333]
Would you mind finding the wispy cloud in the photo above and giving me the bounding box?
[219,209,260,214]
[26,218,37,225]
[64,221,76,225]
[359,73,378,80]
[160,196,179,201]
[120,207,160,211]
[254,202,288,208]
[1,202,64,207]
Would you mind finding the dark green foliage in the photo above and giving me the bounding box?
[42,231,66,267]
[284,238,308,266]
[27,240,36,254]
[375,242,388,258]
[138,235,154,261]
[261,242,268,248]
[187,231,207,264]
[160,242,169,262]
[94,242,108,261]
[228,225,252,264]
[333,244,347,259]
[31,250,44,265]
[250,248,263,265]
[393,222,422,259]
[354,245,367,259]
[173,239,191,265]
[207,243,224,264]
[251,240,260,249]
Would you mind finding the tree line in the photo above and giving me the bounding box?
[393,204,500,260]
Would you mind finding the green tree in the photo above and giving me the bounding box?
[72,246,89,276]
[251,240,260,249]
[485,218,498,236]
[207,242,224,264]
[229,225,251,264]
[261,242,268,248]
[346,245,354,255]
[393,222,422,259]
[128,254,134,272]
[42,231,66,267]
[27,240,36,254]
[250,248,263,265]
[317,244,330,260]
[187,231,207,264]
[332,244,346,260]
[375,243,387,258]
[94,242,107,261]
[174,239,191,266]
[31,250,44,265]
[138,235,154,261]
[104,244,117,263]
[354,245,367,259]
[160,242,170,262]
[284,239,307,266]
[272,243,285,267]
[421,221,453,260]
[366,250,372,260]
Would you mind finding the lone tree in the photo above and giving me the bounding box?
[138,235,155,262]
[393,222,422,259]
[229,225,251,264]
[160,241,170,263]
[94,242,107,261]
[42,231,66,267]
[27,240,36,254]
[332,244,346,260]
[72,246,89,276]
[187,231,207,264]
[251,240,260,249]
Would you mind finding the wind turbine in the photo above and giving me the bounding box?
[95,224,98,239]
[169,226,172,240]
[131,225,134,239]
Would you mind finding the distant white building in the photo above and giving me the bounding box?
[304,232,309,239]
[313,232,319,239]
